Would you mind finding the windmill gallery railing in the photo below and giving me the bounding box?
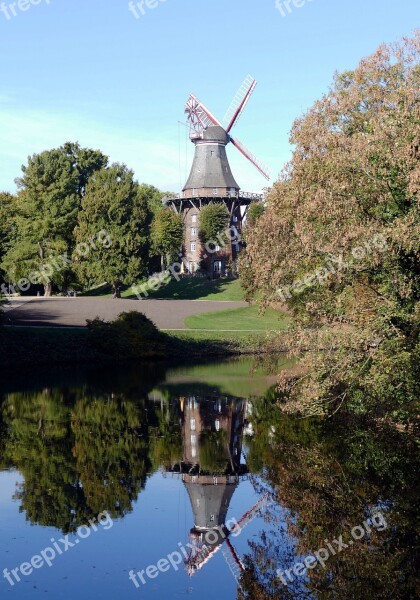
[163,190,264,204]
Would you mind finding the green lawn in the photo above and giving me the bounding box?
[82,278,245,301]
[183,305,290,332]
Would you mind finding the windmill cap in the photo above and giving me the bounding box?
[200,126,229,144]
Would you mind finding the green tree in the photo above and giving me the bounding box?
[0,192,17,286]
[1,143,107,296]
[246,201,265,228]
[199,204,230,244]
[151,207,184,270]
[140,184,165,216]
[74,163,152,297]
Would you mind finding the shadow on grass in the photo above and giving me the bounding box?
[125,277,244,301]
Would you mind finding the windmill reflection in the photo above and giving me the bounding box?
[166,395,252,577]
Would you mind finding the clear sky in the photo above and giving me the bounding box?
[0,0,418,194]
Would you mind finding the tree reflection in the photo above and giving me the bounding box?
[240,394,419,599]
[71,395,150,518]
[1,388,152,532]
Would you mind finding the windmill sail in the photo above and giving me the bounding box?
[230,136,271,180]
[224,75,257,133]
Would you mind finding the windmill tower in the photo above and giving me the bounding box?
[165,75,270,277]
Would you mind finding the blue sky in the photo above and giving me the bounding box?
[0,0,418,194]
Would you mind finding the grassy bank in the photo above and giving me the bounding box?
[83,277,245,301]
[184,305,290,332]
[0,304,290,368]
[0,324,269,369]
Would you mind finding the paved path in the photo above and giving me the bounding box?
[3,297,248,330]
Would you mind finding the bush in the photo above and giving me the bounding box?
[86,311,165,360]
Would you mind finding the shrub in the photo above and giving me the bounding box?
[86,311,165,360]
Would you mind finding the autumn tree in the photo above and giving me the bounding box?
[74,163,152,297]
[241,33,420,423]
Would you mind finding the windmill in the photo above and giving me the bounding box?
[164,75,270,277]
[184,74,270,182]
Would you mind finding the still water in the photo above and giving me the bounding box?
[0,358,418,599]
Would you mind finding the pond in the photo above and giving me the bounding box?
[0,357,417,599]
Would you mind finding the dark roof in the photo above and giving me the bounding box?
[183,126,240,191]
[184,481,238,530]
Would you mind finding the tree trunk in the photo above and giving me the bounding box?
[44,282,52,297]
[113,284,121,299]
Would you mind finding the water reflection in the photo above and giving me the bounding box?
[167,395,248,576]
[0,358,418,599]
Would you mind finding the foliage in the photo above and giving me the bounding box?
[240,395,419,599]
[246,201,265,228]
[1,389,151,530]
[198,429,229,473]
[150,207,184,269]
[74,163,152,297]
[199,203,230,244]
[139,183,165,216]
[1,143,107,295]
[86,311,165,360]
[241,33,420,422]
[0,192,17,283]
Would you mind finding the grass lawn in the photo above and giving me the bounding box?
[183,305,290,332]
[82,278,245,301]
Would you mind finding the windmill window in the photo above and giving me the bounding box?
[191,242,196,252]
[211,150,214,156]
[191,227,197,237]
[191,434,196,445]
[215,420,220,431]
[192,188,198,196]
[190,418,196,431]
[191,214,197,223]
[210,515,215,522]
[213,188,218,195]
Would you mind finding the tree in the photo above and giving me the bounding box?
[74,163,152,297]
[199,204,230,244]
[241,33,420,422]
[151,208,183,270]
[1,143,107,296]
[140,184,165,216]
[246,201,265,228]
[0,192,17,286]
